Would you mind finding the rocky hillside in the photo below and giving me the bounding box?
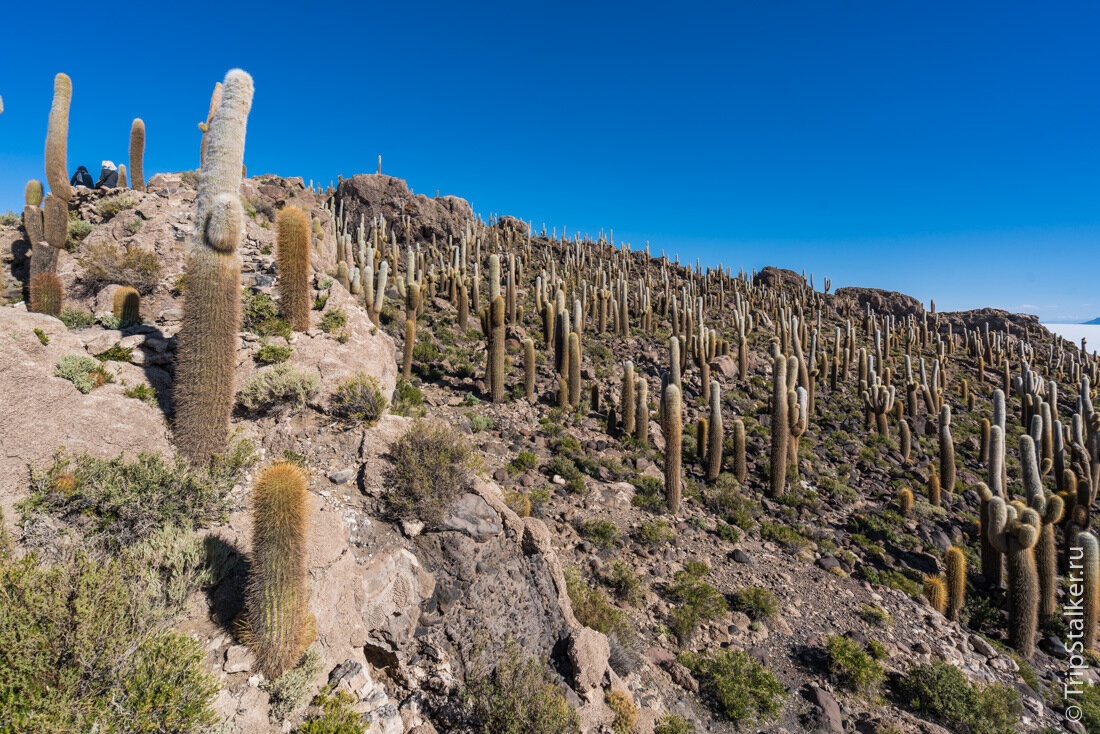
[2,167,1099,734]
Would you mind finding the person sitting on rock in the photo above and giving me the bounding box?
[70,165,94,188]
[95,160,118,189]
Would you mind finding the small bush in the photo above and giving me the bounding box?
[298,689,365,733]
[124,382,158,406]
[759,521,810,549]
[668,565,727,640]
[255,342,292,364]
[95,342,133,362]
[603,561,643,605]
[55,354,112,393]
[677,648,785,724]
[319,308,347,334]
[825,635,884,693]
[65,218,95,252]
[95,192,139,218]
[581,517,620,549]
[638,518,674,546]
[33,328,49,345]
[654,714,695,734]
[60,308,96,328]
[715,521,740,542]
[630,475,665,510]
[392,378,425,416]
[242,290,292,339]
[468,413,493,432]
[509,451,539,473]
[730,586,778,620]
[0,210,19,226]
[386,422,472,526]
[893,660,1020,734]
[565,569,634,642]
[463,646,580,734]
[238,363,320,414]
[81,241,161,294]
[263,647,322,722]
[330,373,386,424]
[606,690,637,734]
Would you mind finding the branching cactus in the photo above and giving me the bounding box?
[175,69,253,465]
[663,382,682,514]
[244,462,314,679]
[861,377,895,438]
[988,497,1041,657]
[1020,434,1064,624]
[276,207,311,332]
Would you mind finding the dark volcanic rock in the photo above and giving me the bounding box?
[336,174,474,244]
[834,286,924,319]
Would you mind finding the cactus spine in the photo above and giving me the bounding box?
[276,207,311,332]
[663,382,682,514]
[244,462,314,678]
[129,118,145,191]
[706,380,723,482]
[174,69,253,465]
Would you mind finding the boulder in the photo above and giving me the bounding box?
[335,174,474,246]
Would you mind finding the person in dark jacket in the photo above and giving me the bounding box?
[95,160,118,189]
[70,166,93,188]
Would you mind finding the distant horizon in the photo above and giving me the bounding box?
[2,1,1097,322]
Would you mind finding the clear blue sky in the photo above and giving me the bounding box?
[2,1,1097,321]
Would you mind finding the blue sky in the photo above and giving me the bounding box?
[2,1,1097,320]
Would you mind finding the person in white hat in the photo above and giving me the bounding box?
[95,160,118,189]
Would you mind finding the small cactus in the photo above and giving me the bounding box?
[927,472,941,507]
[898,487,913,516]
[945,546,966,621]
[923,575,947,614]
[112,286,140,326]
[243,462,315,678]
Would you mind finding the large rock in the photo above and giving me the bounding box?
[834,285,924,319]
[0,306,172,537]
[335,174,475,245]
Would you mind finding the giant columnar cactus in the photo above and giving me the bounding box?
[988,497,1040,657]
[28,273,62,317]
[567,332,581,407]
[927,472,941,507]
[635,376,649,445]
[939,405,956,495]
[199,81,223,166]
[489,294,506,402]
[23,181,44,255]
[768,352,789,498]
[979,418,991,463]
[861,377,895,438]
[276,207,311,332]
[1021,434,1064,624]
[706,380,723,482]
[621,361,636,436]
[174,69,253,465]
[129,118,145,191]
[663,382,682,513]
[112,286,140,326]
[245,462,314,678]
[787,383,808,475]
[732,418,746,483]
[945,546,966,621]
[523,338,536,403]
[45,73,72,203]
[669,336,681,390]
[899,418,912,464]
[402,282,421,379]
[1075,531,1099,652]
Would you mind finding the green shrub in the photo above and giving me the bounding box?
[386,422,472,526]
[464,646,580,734]
[80,241,161,294]
[730,586,778,620]
[630,476,665,511]
[0,550,218,733]
[858,566,923,597]
[705,478,758,529]
[33,327,49,345]
[298,689,365,733]
[330,373,386,424]
[606,689,637,734]
[893,660,1020,734]
[825,635,884,692]
[21,450,246,552]
[242,289,292,339]
[564,569,634,642]
[65,218,95,251]
[95,342,133,362]
[319,308,347,334]
[94,192,138,218]
[238,363,320,414]
[0,210,19,226]
[509,451,539,473]
[668,564,727,640]
[603,561,643,605]
[412,340,440,363]
[654,714,695,734]
[468,413,493,432]
[677,649,785,724]
[263,647,322,722]
[715,521,740,543]
[759,521,810,549]
[256,342,293,364]
[60,308,96,328]
[55,354,112,393]
[581,517,620,549]
[638,518,674,546]
[392,378,425,416]
[123,382,158,406]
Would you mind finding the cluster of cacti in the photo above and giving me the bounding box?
[29,74,72,311]
[174,69,254,465]
[988,496,1040,657]
[242,462,314,678]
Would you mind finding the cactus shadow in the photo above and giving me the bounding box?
[204,534,249,631]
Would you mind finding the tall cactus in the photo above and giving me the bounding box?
[706,380,723,482]
[567,332,581,407]
[621,361,635,436]
[45,73,72,203]
[488,294,505,402]
[635,376,649,445]
[1073,531,1099,652]
[129,118,145,191]
[244,462,314,678]
[174,69,254,465]
[523,337,536,403]
[1021,434,1064,624]
[663,382,682,514]
[732,418,746,483]
[945,546,966,621]
[402,282,421,379]
[276,207,311,332]
[939,404,956,495]
[768,351,788,498]
[988,497,1040,657]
